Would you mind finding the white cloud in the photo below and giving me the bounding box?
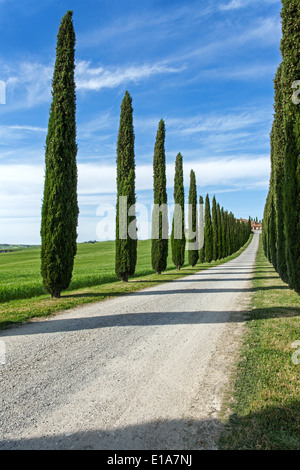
[219,0,244,10]
[219,0,280,11]
[135,108,270,141]
[4,125,47,132]
[0,156,270,242]
[75,60,184,92]
[174,16,281,65]
[1,57,184,108]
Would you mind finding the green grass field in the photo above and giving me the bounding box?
[220,235,300,450]
[0,240,155,302]
[0,236,253,330]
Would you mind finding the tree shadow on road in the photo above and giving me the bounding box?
[0,417,223,450]
[1,401,299,450]
[4,306,299,337]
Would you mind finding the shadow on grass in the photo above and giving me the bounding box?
[220,401,300,450]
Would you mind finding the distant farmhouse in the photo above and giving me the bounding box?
[238,218,262,232]
[250,220,262,231]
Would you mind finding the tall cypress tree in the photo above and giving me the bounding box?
[115,91,137,282]
[188,170,199,267]
[199,195,205,263]
[171,153,185,270]
[221,207,226,259]
[217,202,222,260]
[204,194,213,263]
[281,0,300,291]
[227,212,235,256]
[273,63,287,282]
[212,195,218,261]
[224,210,230,258]
[41,11,79,299]
[151,119,168,274]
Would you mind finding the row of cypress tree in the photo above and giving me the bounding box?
[40,11,252,298]
[203,194,251,265]
[115,91,252,281]
[262,0,300,292]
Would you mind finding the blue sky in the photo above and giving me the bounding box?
[0,0,282,244]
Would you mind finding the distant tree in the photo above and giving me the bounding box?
[217,202,222,260]
[115,91,137,282]
[188,170,199,267]
[151,119,168,274]
[227,212,235,256]
[40,11,79,299]
[221,207,226,258]
[171,153,185,269]
[204,194,213,263]
[224,211,230,257]
[199,195,205,263]
[212,196,218,261]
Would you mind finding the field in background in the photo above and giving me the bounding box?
[0,240,164,302]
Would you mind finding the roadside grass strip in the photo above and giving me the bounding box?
[220,235,300,450]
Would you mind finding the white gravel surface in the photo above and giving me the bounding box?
[0,234,259,450]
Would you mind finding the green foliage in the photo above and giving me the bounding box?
[280,0,300,292]
[151,120,168,274]
[199,195,205,263]
[212,195,218,261]
[115,91,137,282]
[188,170,199,267]
[263,1,300,291]
[217,203,222,260]
[171,153,185,269]
[273,64,287,282]
[40,11,79,299]
[220,207,226,259]
[204,194,213,263]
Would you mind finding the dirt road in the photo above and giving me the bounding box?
[0,233,259,450]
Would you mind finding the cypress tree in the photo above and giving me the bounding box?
[212,195,218,261]
[217,202,222,260]
[227,212,235,256]
[221,207,226,259]
[273,63,288,282]
[115,91,137,282]
[199,195,205,263]
[171,153,185,270]
[40,11,79,299]
[224,210,230,258]
[204,194,213,263]
[188,170,199,266]
[281,0,300,291]
[151,119,168,274]
[263,191,272,260]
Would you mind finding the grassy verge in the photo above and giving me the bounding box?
[219,235,300,450]
[0,235,253,331]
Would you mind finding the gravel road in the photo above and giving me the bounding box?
[0,233,259,450]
